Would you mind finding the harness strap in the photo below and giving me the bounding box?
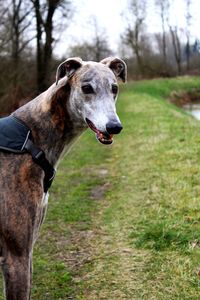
[24,139,56,193]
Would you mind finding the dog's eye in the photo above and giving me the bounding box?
[81,84,94,94]
[112,84,118,94]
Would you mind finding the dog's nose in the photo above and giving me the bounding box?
[106,122,123,134]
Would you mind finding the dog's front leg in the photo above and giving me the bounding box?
[2,252,32,300]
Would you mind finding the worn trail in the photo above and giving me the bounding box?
[69,79,200,300]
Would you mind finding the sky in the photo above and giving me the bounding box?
[56,0,127,57]
[55,0,200,58]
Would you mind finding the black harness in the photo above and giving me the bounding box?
[0,116,56,193]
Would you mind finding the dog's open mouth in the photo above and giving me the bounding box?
[85,118,113,145]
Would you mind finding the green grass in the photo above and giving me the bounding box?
[2,76,200,299]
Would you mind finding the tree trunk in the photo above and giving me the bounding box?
[186,37,190,71]
[34,0,44,93]
[161,11,167,68]
[42,4,55,91]
[170,26,182,76]
[11,0,21,89]
[186,0,191,71]
[33,0,58,93]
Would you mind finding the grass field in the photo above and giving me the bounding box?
[2,76,200,299]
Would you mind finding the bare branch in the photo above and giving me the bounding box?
[18,35,36,53]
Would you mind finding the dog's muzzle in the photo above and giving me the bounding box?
[86,118,123,145]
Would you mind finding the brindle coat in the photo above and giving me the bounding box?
[0,57,127,300]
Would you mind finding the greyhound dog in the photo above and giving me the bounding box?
[0,57,127,299]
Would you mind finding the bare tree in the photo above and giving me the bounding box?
[67,16,112,62]
[122,0,147,74]
[68,39,112,62]
[0,1,10,53]
[90,17,112,61]
[31,0,72,93]
[170,26,182,75]
[155,0,170,71]
[0,0,33,68]
[0,0,34,108]
[185,0,192,71]
[9,0,33,87]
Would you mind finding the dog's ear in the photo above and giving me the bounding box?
[100,57,127,83]
[56,57,83,85]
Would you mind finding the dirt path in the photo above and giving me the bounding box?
[63,156,152,299]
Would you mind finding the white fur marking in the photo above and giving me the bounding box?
[42,192,49,207]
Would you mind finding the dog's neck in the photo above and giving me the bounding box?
[13,82,86,166]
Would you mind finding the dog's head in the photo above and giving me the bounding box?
[55,57,127,145]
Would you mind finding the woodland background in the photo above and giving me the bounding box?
[0,0,199,115]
